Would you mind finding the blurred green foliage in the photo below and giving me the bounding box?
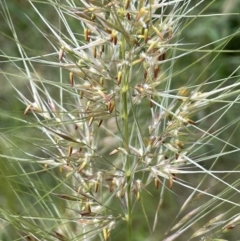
[0,0,240,240]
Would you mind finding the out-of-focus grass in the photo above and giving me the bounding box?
[0,1,240,240]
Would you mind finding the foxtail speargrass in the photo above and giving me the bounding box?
[1,0,240,240]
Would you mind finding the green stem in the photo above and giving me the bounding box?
[123,88,132,241]
[121,38,132,241]
[122,73,132,241]
[127,173,132,241]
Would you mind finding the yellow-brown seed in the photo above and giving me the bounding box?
[110,30,117,45]
[100,77,104,86]
[117,71,122,85]
[137,191,141,201]
[68,146,73,156]
[150,95,154,108]
[55,232,67,241]
[125,0,130,9]
[88,117,94,127]
[78,161,87,173]
[169,175,173,189]
[69,72,74,86]
[131,57,145,66]
[155,177,160,189]
[24,105,31,115]
[121,188,125,198]
[176,140,184,149]
[133,38,140,46]
[107,100,115,113]
[187,118,196,125]
[223,225,235,231]
[91,13,95,20]
[104,28,112,34]
[79,91,84,99]
[126,12,131,20]
[158,52,166,61]
[147,41,157,53]
[135,84,144,94]
[101,45,105,53]
[98,89,109,101]
[109,181,114,192]
[144,70,147,79]
[59,47,64,61]
[84,29,88,41]
[178,87,189,97]
[98,119,103,127]
[86,202,91,213]
[109,149,119,156]
[148,137,156,146]
[154,65,160,78]
[103,228,108,241]
[135,8,147,22]
[113,35,117,45]
[152,25,165,41]
[67,157,71,166]
[80,210,91,216]
[93,46,97,58]
[94,180,99,193]
[86,101,91,111]
[144,28,148,43]
[84,29,91,42]
[84,7,95,13]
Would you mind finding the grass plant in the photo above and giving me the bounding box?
[0,0,240,240]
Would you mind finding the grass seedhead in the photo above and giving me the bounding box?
[1,0,240,240]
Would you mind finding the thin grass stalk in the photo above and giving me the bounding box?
[1,0,240,240]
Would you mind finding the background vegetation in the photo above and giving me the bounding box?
[0,0,240,240]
